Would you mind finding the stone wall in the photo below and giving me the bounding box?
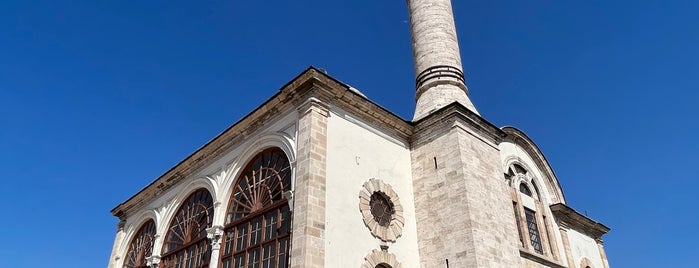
[410,106,521,267]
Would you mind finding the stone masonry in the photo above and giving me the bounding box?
[289,97,329,268]
[408,0,479,120]
[411,104,521,267]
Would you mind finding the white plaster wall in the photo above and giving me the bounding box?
[325,107,421,267]
[567,228,604,268]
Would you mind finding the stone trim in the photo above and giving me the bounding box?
[580,257,594,268]
[502,126,566,204]
[519,249,565,268]
[360,249,402,268]
[359,179,404,242]
[412,102,505,149]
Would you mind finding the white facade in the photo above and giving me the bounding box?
[325,106,420,267]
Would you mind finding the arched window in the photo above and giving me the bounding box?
[123,219,156,268]
[220,148,292,268]
[513,163,527,174]
[161,189,214,268]
[519,183,533,197]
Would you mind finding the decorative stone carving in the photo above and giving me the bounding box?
[146,255,160,268]
[360,249,402,268]
[206,225,225,250]
[359,178,404,242]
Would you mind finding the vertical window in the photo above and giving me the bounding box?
[220,148,292,268]
[525,208,543,254]
[161,189,214,268]
[123,220,156,268]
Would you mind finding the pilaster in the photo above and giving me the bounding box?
[596,238,610,268]
[289,97,329,268]
[108,219,127,268]
[558,224,576,268]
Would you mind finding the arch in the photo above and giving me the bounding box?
[158,177,218,232]
[160,188,214,268]
[217,132,297,223]
[580,257,594,268]
[505,158,542,201]
[123,219,156,268]
[219,147,292,268]
[360,249,402,268]
[500,126,565,204]
[116,209,159,267]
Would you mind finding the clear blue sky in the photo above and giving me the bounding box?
[1,0,697,267]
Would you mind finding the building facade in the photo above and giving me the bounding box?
[108,0,610,267]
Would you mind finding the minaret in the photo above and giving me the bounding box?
[408,1,523,267]
[408,0,479,121]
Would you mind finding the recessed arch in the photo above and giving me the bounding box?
[217,132,297,223]
[160,188,214,268]
[501,126,566,203]
[123,219,156,268]
[219,147,292,268]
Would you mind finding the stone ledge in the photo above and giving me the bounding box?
[550,203,610,239]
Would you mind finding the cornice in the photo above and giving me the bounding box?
[550,203,610,239]
[411,102,505,148]
[112,67,412,219]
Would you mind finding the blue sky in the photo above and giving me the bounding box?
[1,0,697,267]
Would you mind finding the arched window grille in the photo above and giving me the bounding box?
[220,148,292,268]
[123,219,156,268]
[161,189,214,268]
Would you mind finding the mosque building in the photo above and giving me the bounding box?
[108,0,611,267]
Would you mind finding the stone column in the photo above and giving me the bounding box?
[108,220,127,268]
[207,225,225,268]
[407,0,479,120]
[289,97,329,268]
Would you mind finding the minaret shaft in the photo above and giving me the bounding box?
[408,0,479,120]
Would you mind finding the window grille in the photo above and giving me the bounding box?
[221,148,292,268]
[123,220,156,268]
[525,208,543,254]
[161,189,214,268]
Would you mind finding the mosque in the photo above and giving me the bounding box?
[108,0,611,267]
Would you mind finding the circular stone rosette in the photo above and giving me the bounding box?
[359,178,404,242]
